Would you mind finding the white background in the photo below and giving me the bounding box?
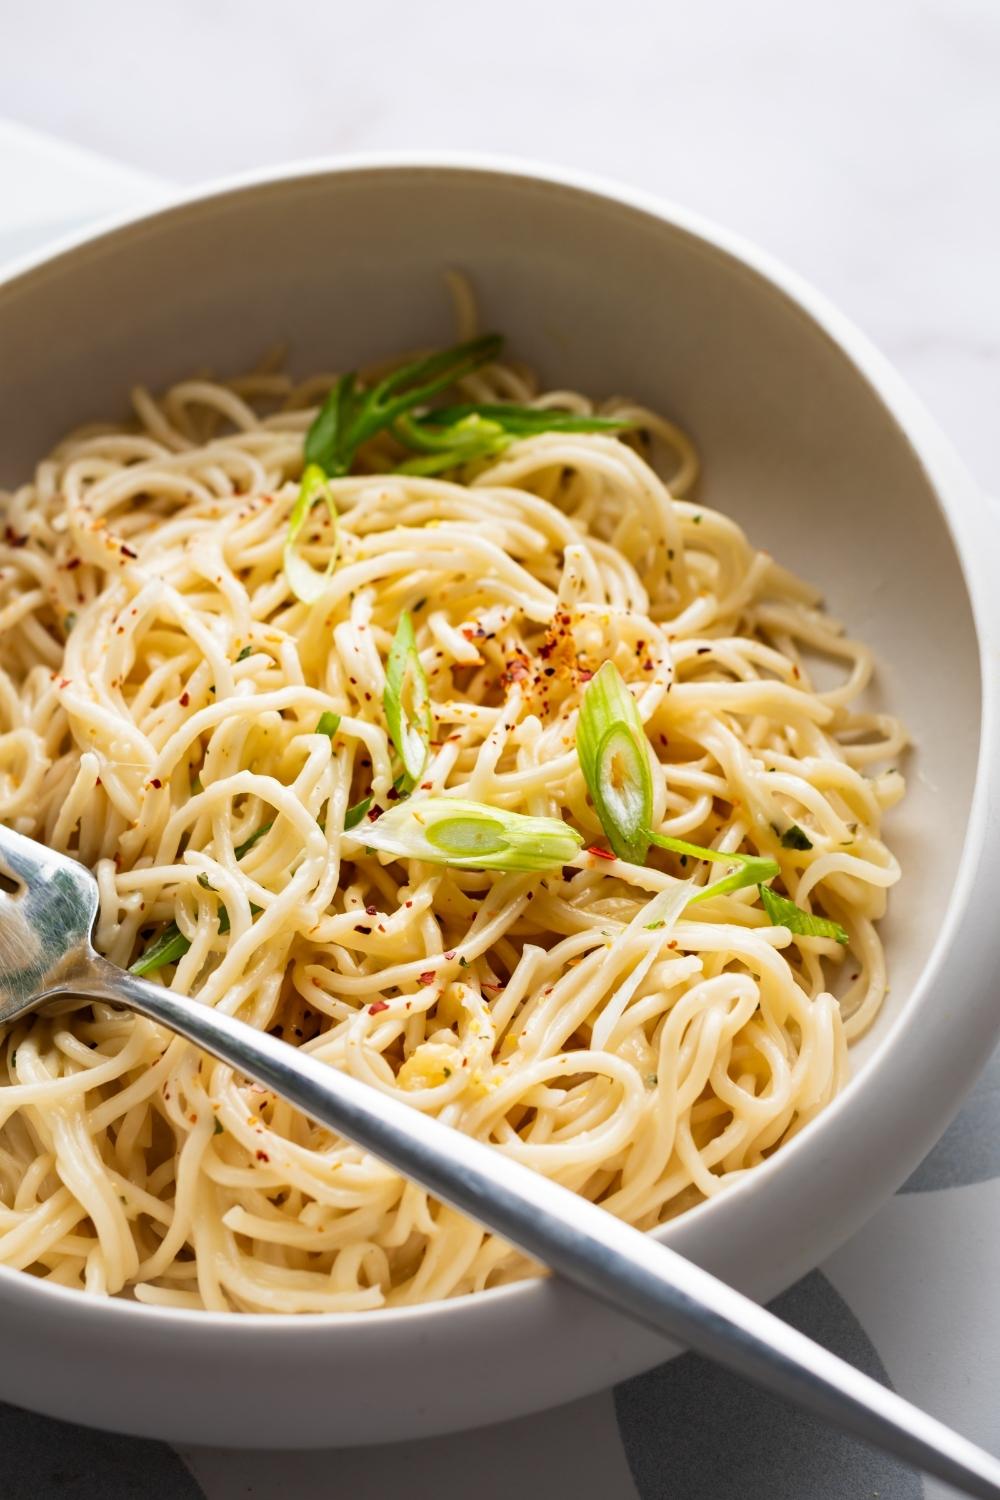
[3,0,999,491]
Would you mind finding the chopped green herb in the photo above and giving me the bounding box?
[356,796,582,873]
[394,403,632,476]
[236,645,254,662]
[233,821,273,860]
[394,411,510,475]
[213,1118,224,1135]
[305,335,501,478]
[315,711,341,738]
[780,824,814,851]
[131,824,271,974]
[130,923,190,976]
[758,884,848,944]
[576,662,653,863]
[284,462,339,604]
[647,831,779,903]
[421,402,633,438]
[63,612,78,632]
[344,795,372,830]
[383,611,432,786]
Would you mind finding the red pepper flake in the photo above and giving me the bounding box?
[179,692,190,707]
[149,778,162,789]
[586,845,617,861]
[366,805,383,821]
[482,981,505,994]
[444,949,456,961]
[58,677,71,689]
[255,1150,270,1162]
[65,557,82,571]
[418,970,436,985]
[420,781,433,790]
[365,904,377,916]
[368,1000,390,1015]
[120,544,138,559]
[577,668,594,682]
[354,924,372,935]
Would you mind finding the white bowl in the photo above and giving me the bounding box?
[0,156,997,1449]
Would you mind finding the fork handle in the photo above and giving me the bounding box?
[72,956,1000,1500]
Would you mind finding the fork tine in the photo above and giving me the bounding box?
[0,823,88,885]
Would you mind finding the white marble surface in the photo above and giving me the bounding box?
[2,5,1000,1495]
[3,0,999,493]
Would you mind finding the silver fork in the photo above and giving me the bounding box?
[1,820,997,1498]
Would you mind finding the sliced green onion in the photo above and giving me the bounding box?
[305,335,502,478]
[315,711,341,738]
[284,462,339,604]
[647,831,779,904]
[424,403,633,437]
[394,413,511,475]
[780,824,814,851]
[131,820,273,973]
[758,884,848,943]
[305,372,360,476]
[354,796,582,872]
[576,662,653,863]
[233,821,273,860]
[129,923,190,976]
[344,795,372,830]
[393,404,633,477]
[383,611,432,786]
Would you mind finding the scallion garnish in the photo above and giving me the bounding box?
[576,662,653,863]
[233,821,273,861]
[780,824,814,851]
[383,611,432,787]
[354,796,583,872]
[646,832,779,904]
[315,711,341,738]
[305,335,502,478]
[758,884,848,943]
[129,924,190,977]
[303,333,635,484]
[284,463,339,604]
[344,795,372,830]
[393,404,632,476]
[130,820,273,974]
[393,412,510,475]
[421,402,633,437]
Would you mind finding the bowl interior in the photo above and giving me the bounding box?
[0,165,978,1080]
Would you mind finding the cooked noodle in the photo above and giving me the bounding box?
[0,294,904,1312]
